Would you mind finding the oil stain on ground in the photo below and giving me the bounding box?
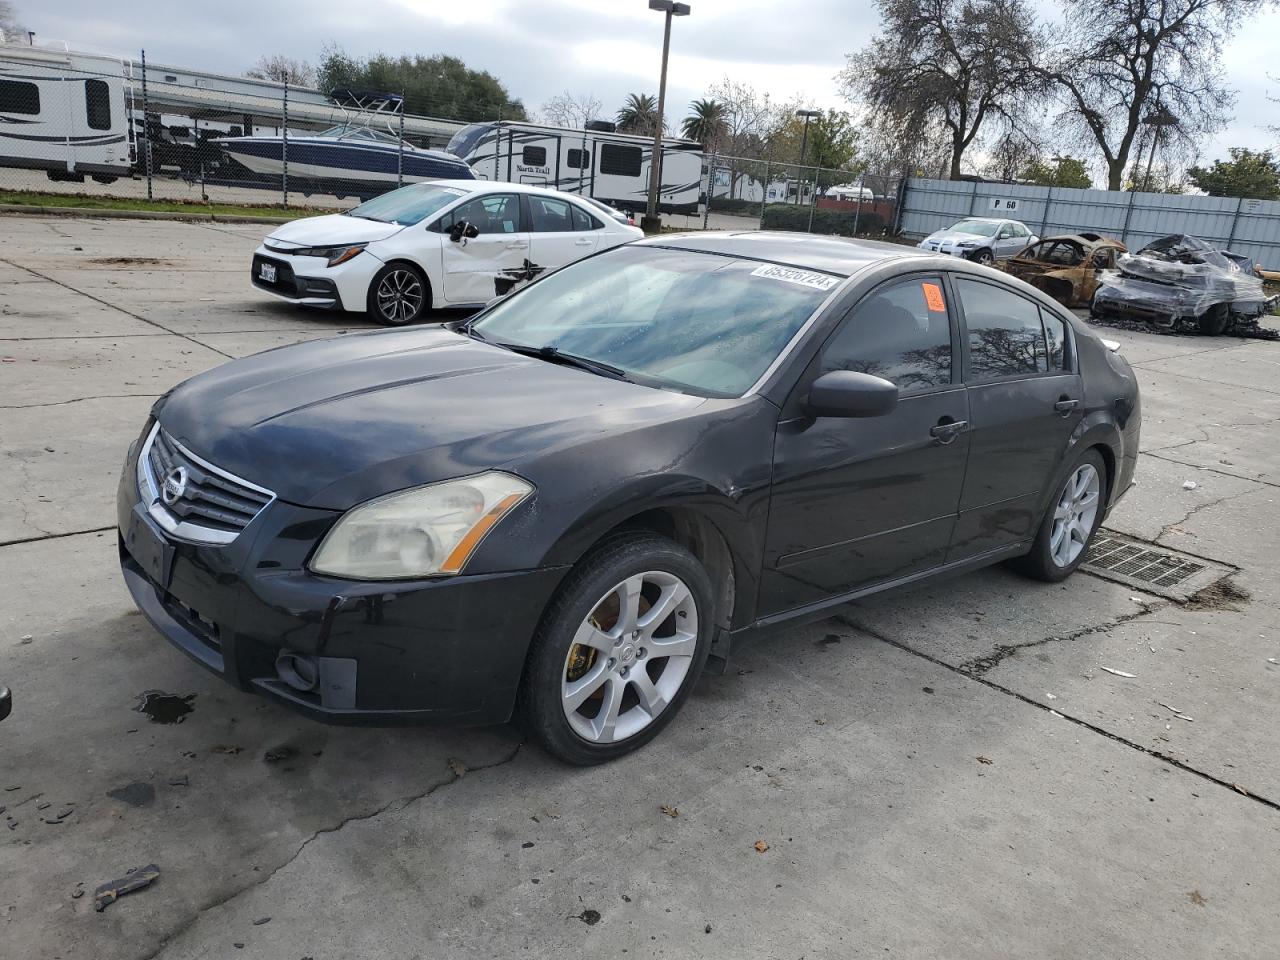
[133,691,196,724]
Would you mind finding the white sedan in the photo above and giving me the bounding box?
[251,180,644,324]
[916,217,1037,265]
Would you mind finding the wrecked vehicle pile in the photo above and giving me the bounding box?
[998,233,1127,308]
[1090,234,1278,337]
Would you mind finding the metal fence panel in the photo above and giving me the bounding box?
[901,177,1280,268]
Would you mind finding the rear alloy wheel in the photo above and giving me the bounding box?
[1012,448,1107,583]
[520,534,713,765]
[368,264,428,325]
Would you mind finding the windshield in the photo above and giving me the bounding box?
[446,123,494,159]
[347,183,469,226]
[471,246,839,397]
[950,220,1000,237]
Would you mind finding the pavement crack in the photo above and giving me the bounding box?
[0,258,235,360]
[1,393,158,410]
[1143,451,1280,491]
[844,618,1280,815]
[139,739,524,960]
[1156,487,1256,542]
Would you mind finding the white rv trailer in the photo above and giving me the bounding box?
[0,41,133,182]
[447,120,703,216]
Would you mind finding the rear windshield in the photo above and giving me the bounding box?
[345,183,468,226]
[471,245,839,397]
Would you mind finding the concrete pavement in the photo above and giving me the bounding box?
[0,214,1277,959]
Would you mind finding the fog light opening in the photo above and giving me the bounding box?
[275,651,320,692]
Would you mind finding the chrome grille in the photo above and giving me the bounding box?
[138,423,275,545]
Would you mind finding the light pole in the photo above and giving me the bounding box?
[795,109,821,207]
[643,0,690,233]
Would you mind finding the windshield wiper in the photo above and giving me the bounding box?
[483,340,632,382]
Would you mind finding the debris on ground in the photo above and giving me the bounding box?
[754,840,769,853]
[93,864,160,912]
[252,916,271,925]
[573,908,602,925]
[1188,890,1208,907]
[133,691,195,724]
[660,804,679,818]
[705,923,713,934]
[106,782,155,808]
[262,745,293,763]
[19,634,32,644]
[211,745,243,755]
[976,756,993,765]
[1100,667,1137,678]
[1182,481,1198,490]
[448,758,467,778]
[168,775,189,787]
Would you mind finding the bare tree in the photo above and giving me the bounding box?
[539,91,603,129]
[246,55,316,87]
[0,0,26,40]
[841,0,1044,180]
[1046,0,1265,191]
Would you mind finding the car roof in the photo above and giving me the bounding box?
[635,231,929,277]
[425,179,598,201]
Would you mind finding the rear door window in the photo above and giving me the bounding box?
[954,277,1049,382]
[570,204,602,231]
[528,195,574,232]
[820,277,954,395]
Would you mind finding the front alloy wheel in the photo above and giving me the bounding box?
[561,571,698,744]
[520,533,713,765]
[369,265,427,325]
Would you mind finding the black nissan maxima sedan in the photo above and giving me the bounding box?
[118,232,1140,764]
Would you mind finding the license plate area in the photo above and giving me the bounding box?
[259,262,278,283]
[125,504,175,590]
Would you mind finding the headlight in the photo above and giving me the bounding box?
[292,243,367,267]
[310,472,533,580]
[956,240,976,247]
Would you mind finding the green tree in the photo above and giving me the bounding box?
[769,109,864,191]
[315,47,526,122]
[616,93,661,136]
[1187,148,1280,200]
[1021,156,1092,189]
[681,98,727,149]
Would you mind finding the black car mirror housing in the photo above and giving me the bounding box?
[449,221,480,243]
[805,370,899,419]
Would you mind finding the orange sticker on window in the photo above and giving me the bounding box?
[922,282,945,312]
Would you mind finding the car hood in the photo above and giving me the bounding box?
[265,213,405,247]
[924,228,988,244]
[154,328,703,510]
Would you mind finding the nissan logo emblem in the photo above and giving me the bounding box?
[161,466,188,506]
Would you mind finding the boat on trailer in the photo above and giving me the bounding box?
[217,89,472,198]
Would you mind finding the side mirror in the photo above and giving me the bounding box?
[449,220,480,243]
[805,370,898,419]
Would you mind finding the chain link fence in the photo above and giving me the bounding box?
[0,46,464,211]
[1,44,903,238]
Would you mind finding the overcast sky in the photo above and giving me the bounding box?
[25,0,1278,171]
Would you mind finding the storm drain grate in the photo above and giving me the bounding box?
[1082,531,1233,601]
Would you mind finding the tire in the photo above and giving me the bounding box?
[1011,448,1108,583]
[519,533,714,765]
[972,248,994,265]
[1197,303,1230,336]
[367,262,429,326]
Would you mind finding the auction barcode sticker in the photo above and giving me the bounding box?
[750,264,841,291]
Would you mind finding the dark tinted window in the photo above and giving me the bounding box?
[0,79,40,115]
[955,277,1048,382]
[600,143,642,177]
[821,278,953,395]
[567,148,590,169]
[85,79,111,130]
[570,204,602,231]
[528,195,573,232]
[522,145,547,166]
[435,193,522,234]
[1042,309,1069,370]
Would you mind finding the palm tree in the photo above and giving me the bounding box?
[616,93,660,136]
[681,98,726,149]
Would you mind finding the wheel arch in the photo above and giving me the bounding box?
[372,257,436,311]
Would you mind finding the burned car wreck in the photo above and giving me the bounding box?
[1091,234,1277,335]
[998,233,1127,308]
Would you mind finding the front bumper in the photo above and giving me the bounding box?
[117,449,567,725]
[917,239,981,258]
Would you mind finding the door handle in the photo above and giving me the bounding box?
[930,419,968,444]
[1054,398,1080,416]
[504,241,528,249]
[574,238,593,246]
